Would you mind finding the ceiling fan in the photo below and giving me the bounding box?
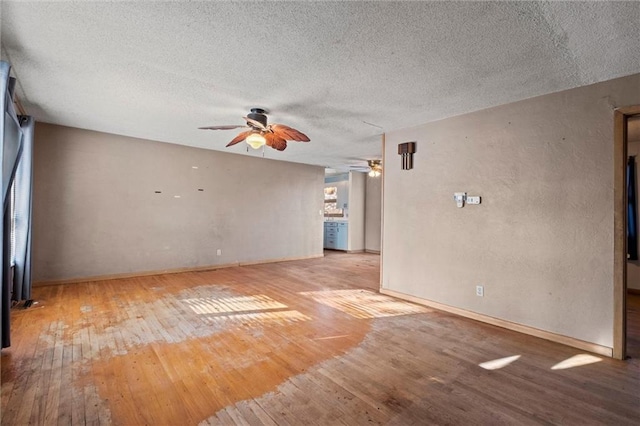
[199,108,310,151]
[348,159,383,177]
[367,160,382,177]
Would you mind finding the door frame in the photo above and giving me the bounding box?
[614,106,640,359]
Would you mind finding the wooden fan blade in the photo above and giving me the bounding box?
[265,133,288,151]
[243,117,267,130]
[199,125,248,130]
[226,130,252,147]
[270,123,310,142]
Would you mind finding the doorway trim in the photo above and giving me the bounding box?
[614,106,640,360]
[379,132,386,291]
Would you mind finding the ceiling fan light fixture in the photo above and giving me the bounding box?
[368,159,382,177]
[246,133,266,149]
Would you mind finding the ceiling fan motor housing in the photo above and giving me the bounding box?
[248,108,268,127]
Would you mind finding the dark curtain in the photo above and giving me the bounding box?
[0,61,12,348]
[13,116,34,302]
[628,156,638,261]
[1,60,33,348]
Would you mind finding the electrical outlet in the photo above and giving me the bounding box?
[476,285,484,297]
[467,196,481,205]
[216,249,222,256]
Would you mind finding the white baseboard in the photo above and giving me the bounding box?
[34,254,324,287]
[380,288,613,358]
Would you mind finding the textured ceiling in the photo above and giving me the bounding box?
[1,1,639,171]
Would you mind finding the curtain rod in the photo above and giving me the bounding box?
[13,94,27,116]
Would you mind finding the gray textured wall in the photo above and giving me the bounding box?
[348,172,366,252]
[365,175,382,252]
[32,124,325,281]
[382,74,640,348]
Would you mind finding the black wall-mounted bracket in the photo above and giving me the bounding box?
[398,142,416,170]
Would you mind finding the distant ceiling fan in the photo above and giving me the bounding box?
[367,160,382,177]
[199,108,310,151]
[348,159,383,177]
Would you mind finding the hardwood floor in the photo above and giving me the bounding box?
[628,293,640,360]
[2,252,639,425]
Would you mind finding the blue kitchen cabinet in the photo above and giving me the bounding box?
[324,222,348,250]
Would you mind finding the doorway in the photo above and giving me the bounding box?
[624,113,640,360]
[614,106,640,359]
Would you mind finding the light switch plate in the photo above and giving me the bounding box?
[453,192,466,208]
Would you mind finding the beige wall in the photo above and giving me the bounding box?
[32,123,325,281]
[348,171,366,251]
[365,175,382,252]
[382,74,640,348]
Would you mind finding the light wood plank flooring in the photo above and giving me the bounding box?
[2,252,639,425]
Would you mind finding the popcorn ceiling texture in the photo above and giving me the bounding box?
[1,1,639,169]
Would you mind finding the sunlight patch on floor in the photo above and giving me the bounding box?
[182,294,311,326]
[182,294,287,315]
[479,355,521,370]
[551,354,602,370]
[299,289,429,319]
[199,310,311,326]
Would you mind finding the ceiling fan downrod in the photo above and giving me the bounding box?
[247,108,268,127]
